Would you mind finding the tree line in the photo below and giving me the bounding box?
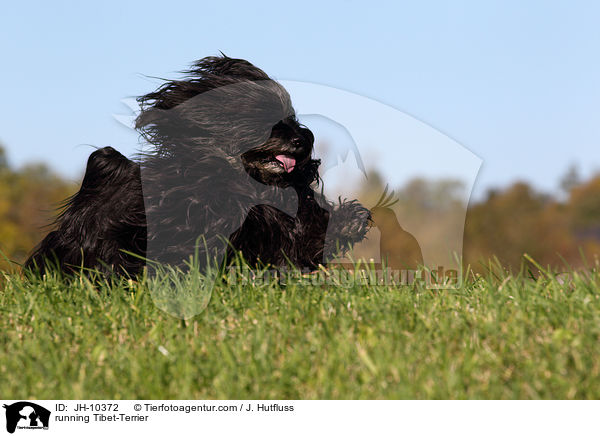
[0,144,598,273]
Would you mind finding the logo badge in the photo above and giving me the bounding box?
[3,402,50,434]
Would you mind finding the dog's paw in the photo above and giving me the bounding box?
[328,200,372,244]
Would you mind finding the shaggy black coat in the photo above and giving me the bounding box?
[25,56,370,276]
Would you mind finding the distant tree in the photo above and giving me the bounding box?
[464,178,600,272]
[560,164,581,195]
[569,175,600,234]
[0,144,8,170]
[464,182,577,271]
[0,148,76,271]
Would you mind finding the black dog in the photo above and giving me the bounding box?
[25,55,370,276]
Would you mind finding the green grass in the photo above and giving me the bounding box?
[1,261,600,399]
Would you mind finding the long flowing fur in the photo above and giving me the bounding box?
[25,55,370,276]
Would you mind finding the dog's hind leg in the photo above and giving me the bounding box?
[24,147,146,277]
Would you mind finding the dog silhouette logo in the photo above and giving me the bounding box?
[3,402,50,433]
[369,186,424,271]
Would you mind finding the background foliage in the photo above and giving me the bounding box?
[0,145,76,271]
[0,144,598,272]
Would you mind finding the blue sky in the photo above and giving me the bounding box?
[1,0,599,200]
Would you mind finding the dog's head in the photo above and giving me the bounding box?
[135,55,317,188]
[240,115,315,187]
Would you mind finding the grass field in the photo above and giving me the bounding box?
[1,260,600,399]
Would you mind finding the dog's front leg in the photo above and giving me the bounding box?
[323,198,371,259]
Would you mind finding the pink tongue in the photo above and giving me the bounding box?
[275,155,296,173]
